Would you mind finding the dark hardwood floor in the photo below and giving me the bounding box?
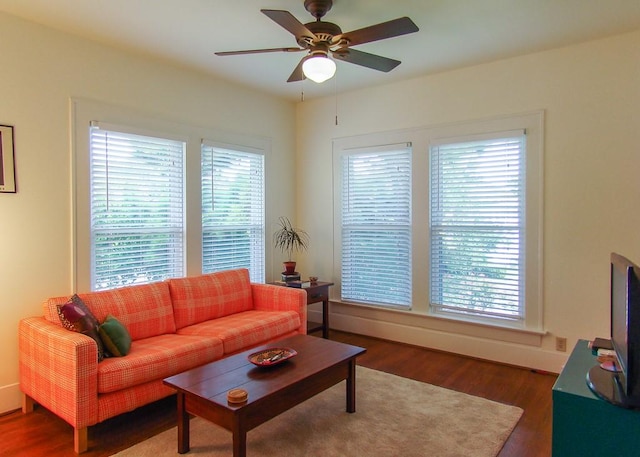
[1,331,556,457]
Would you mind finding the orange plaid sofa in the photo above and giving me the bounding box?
[18,268,307,453]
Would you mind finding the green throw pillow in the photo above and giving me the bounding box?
[99,315,132,357]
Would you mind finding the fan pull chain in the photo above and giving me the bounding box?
[334,69,338,125]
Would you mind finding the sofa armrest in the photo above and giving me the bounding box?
[18,317,99,430]
[251,284,308,334]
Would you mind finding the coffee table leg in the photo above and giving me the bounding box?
[346,360,356,413]
[232,422,247,457]
[177,392,190,454]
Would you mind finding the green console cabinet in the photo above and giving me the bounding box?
[552,340,640,456]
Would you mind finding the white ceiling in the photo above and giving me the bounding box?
[1,0,639,101]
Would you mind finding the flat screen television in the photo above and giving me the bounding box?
[587,253,640,408]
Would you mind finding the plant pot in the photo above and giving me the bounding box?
[283,261,296,275]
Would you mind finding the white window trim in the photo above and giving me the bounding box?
[201,139,266,283]
[88,122,187,290]
[71,98,272,291]
[332,111,544,339]
[339,142,413,308]
[426,112,544,332]
[333,131,417,307]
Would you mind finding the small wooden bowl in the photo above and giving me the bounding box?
[227,389,248,404]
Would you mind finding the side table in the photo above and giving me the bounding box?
[269,281,333,339]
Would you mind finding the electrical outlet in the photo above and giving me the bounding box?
[556,337,567,352]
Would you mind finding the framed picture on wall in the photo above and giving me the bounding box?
[0,124,16,193]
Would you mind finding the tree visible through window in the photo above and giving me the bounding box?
[430,133,525,322]
[333,113,542,332]
[89,126,185,291]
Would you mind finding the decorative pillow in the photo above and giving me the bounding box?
[98,315,132,357]
[57,294,106,362]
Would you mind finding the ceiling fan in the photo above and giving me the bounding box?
[215,0,419,83]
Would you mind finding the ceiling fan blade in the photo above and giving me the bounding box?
[332,48,401,72]
[215,47,304,56]
[287,55,309,82]
[261,9,315,40]
[334,17,419,47]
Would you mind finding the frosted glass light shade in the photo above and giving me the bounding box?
[302,56,336,83]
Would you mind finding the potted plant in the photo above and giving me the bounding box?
[273,216,309,276]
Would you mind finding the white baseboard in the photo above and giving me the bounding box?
[0,382,22,415]
[309,308,567,374]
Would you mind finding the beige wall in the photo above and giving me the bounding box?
[296,30,640,372]
[0,12,296,413]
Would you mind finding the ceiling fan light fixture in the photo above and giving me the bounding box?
[216,2,419,84]
[302,55,336,83]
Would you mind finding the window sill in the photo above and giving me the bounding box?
[329,299,546,347]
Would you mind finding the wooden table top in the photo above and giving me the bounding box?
[163,334,366,410]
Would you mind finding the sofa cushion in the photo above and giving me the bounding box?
[176,309,301,354]
[97,333,224,394]
[57,294,107,362]
[99,315,132,357]
[44,282,176,341]
[168,269,254,329]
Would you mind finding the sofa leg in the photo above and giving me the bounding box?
[22,393,35,413]
[74,427,88,454]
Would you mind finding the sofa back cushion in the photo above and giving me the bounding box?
[43,281,176,341]
[168,269,253,329]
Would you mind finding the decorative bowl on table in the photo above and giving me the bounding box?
[248,347,297,366]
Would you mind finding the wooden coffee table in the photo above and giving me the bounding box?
[163,334,366,457]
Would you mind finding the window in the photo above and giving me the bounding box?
[340,144,412,307]
[89,124,185,291]
[201,143,265,283]
[333,111,543,334]
[74,100,273,292]
[430,132,525,322]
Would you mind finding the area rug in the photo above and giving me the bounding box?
[113,366,523,457]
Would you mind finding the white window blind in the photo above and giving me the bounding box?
[89,125,185,291]
[430,133,525,321]
[341,145,412,307]
[201,144,265,282]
